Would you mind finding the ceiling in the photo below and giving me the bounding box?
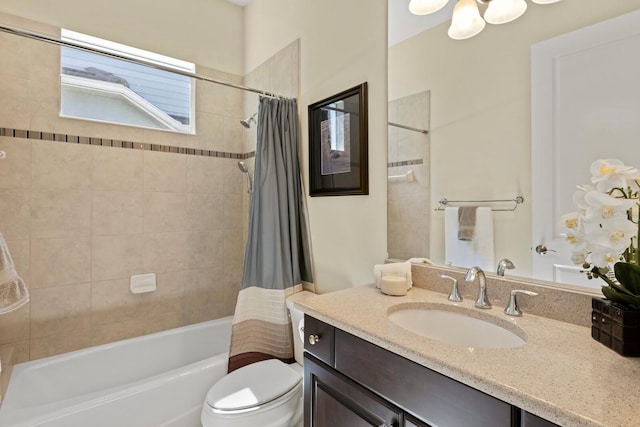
[224,0,450,46]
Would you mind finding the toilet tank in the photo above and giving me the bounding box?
[285,291,315,365]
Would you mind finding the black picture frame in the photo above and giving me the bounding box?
[308,82,368,196]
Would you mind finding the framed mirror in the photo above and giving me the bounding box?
[387,1,640,292]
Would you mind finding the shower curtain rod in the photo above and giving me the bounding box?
[0,24,288,100]
[323,106,428,135]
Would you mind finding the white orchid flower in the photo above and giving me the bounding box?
[572,185,595,213]
[583,191,635,221]
[565,160,640,270]
[561,212,579,229]
[570,249,587,265]
[601,216,637,249]
[590,159,638,192]
[574,217,637,260]
[564,227,586,251]
[631,203,640,223]
[588,244,623,269]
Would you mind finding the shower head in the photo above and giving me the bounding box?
[237,161,253,193]
[240,112,257,128]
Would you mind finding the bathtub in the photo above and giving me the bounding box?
[0,317,232,427]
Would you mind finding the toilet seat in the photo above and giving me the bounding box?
[206,359,302,414]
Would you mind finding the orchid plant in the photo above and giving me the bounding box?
[562,159,640,309]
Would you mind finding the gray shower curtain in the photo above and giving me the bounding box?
[228,97,313,373]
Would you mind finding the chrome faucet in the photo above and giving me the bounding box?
[496,258,515,276]
[439,274,462,302]
[504,290,538,316]
[464,266,491,309]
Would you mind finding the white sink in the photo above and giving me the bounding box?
[387,303,526,349]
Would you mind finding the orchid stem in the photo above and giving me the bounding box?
[597,271,617,287]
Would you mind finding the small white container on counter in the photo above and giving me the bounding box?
[380,275,408,296]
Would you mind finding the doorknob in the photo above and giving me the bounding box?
[535,244,557,255]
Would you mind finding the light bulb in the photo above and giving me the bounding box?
[447,0,486,40]
[484,0,527,25]
[409,0,450,15]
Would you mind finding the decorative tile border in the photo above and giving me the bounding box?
[387,158,423,168]
[0,127,256,159]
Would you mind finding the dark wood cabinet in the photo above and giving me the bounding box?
[303,315,334,366]
[334,329,512,427]
[305,354,402,427]
[404,415,430,427]
[304,315,559,427]
[522,411,559,427]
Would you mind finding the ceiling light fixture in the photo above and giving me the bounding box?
[409,0,562,40]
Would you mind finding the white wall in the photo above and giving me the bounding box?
[389,0,640,278]
[245,0,389,293]
[0,0,245,74]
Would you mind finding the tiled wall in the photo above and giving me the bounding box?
[241,40,300,241]
[0,13,298,364]
[387,91,430,260]
[1,136,245,361]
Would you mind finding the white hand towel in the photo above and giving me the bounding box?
[444,207,495,271]
[0,232,29,315]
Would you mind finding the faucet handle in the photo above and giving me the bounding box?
[439,274,462,302]
[504,290,538,317]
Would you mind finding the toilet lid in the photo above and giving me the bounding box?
[206,359,302,412]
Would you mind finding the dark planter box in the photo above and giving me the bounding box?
[591,297,640,357]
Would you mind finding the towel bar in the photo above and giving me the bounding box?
[435,196,524,212]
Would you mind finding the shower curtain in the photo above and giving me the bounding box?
[228,97,314,373]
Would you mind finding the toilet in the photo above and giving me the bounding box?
[200,291,311,427]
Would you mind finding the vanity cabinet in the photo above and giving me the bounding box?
[522,412,559,427]
[303,315,334,365]
[404,416,429,427]
[305,354,401,427]
[304,315,559,427]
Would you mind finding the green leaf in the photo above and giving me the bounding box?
[607,280,636,297]
[614,262,640,295]
[602,286,640,309]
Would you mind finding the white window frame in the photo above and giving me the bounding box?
[60,29,196,134]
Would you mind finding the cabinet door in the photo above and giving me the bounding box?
[304,315,334,366]
[334,329,513,427]
[405,415,430,427]
[304,354,401,427]
[522,412,559,427]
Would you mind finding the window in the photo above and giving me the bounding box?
[60,29,195,134]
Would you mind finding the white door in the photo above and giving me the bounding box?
[531,10,640,289]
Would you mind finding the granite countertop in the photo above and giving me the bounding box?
[295,285,640,427]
